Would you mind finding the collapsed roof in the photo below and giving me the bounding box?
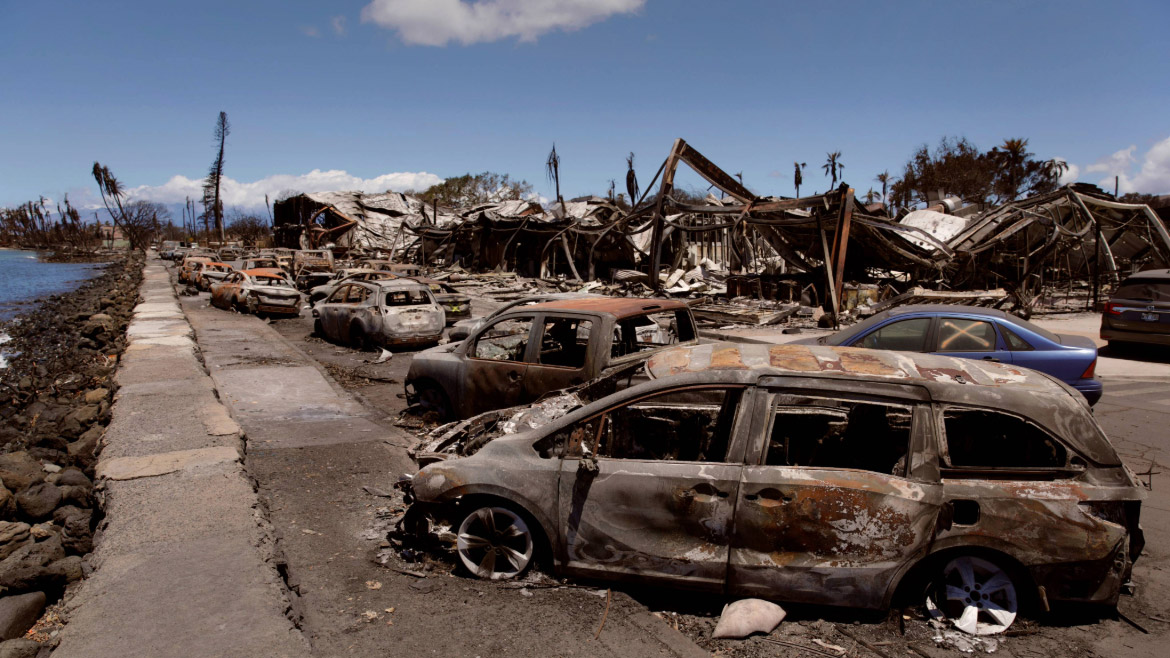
[272,140,1169,316]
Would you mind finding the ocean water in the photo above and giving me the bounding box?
[0,249,104,367]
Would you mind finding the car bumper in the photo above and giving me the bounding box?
[443,308,472,324]
[255,302,302,315]
[1071,378,1103,406]
[1101,323,1170,346]
[380,332,442,347]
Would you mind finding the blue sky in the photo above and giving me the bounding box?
[2,0,1169,212]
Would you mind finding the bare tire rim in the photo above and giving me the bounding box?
[457,506,533,580]
[417,386,449,417]
[926,556,1018,635]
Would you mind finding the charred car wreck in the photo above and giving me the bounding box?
[404,297,699,420]
[397,343,1144,635]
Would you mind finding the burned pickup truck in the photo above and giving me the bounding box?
[399,343,1144,635]
[404,298,699,420]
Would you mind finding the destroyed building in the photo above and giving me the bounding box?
[273,139,1170,321]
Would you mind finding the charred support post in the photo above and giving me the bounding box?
[816,211,840,329]
[649,139,684,291]
[829,188,855,316]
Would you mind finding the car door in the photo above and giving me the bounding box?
[848,316,934,352]
[522,313,597,403]
[932,316,1012,364]
[319,285,353,340]
[557,385,750,589]
[462,315,537,417]
[728,383,943,609]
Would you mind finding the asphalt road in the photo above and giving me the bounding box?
[177,283,1170,658]
[178,290,708,658]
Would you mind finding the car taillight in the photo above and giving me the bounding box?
[1080,359,1096,379]
[1104,302,1122,316]
[1080,501,1127,526]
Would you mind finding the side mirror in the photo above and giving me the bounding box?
[578,455,598,474]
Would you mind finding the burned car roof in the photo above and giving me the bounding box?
[522,297,690,319]
[646,343,1119,465]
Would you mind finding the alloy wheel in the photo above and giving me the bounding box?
[456,506,534,580]
[926,555,1018,635]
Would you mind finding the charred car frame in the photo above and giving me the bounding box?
[399,343,1145,635]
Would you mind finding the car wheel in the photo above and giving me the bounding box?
[313,319,324,337]
[926,555,1019,635]
[413,381,451,420]
[456,505,535,581]
[349,325,372,351]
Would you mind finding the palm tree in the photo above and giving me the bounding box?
[992,138,1031,202]
[874,170,891,206]
[1044,158,1069,186]
[546,144,563,212]
[625,152,639,204]
[793,162,806,197]
[864,188,878,204]
[823,151,843,188]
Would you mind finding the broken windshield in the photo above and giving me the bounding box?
[385,289,431,306]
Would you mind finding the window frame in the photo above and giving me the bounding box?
[760,392,917,477]
[468,314,537,363]
[532,314,594,371]
[853,316,935,352]
[325,285,351,304]
[564,385,748,464]
[935,404,1084,478]
[933,316,1001,353]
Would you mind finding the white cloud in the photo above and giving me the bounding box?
[126,169,444,208]
[1054,160,1079,185]
[1063,138,1170,195]
[1084,145,1136,176]
[360,0,646,46]
[331,15,347,36]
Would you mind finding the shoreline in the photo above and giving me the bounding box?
[0,251,144,647]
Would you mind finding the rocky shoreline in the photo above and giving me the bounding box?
[0,253,143,653]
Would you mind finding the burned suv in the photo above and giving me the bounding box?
[402,343,1144,635]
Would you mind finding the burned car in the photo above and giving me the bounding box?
[401,343,1144,635]
[408,277,471,325]
[177,255,212,284]
[209,268,302,317]
[405,298,699,420]
[195,261,234,291]
[447,292,601,342]
[308,269,401,305]
[313,280,444,349]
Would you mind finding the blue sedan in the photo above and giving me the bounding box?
[793,304,1102,405]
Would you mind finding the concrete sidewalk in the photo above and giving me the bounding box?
[52,260,309,658]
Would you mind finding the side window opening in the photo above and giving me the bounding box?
[596,387,742,462]
[612,310,690,359]
[999,324,1033,351]
[472,317,534,362]
[937,318,997,352]
[348,286,371,304]
[327,286,349,303]
[535,416,601,459]
[942,408,1067,469]
[538,318,592,369]
[858,317,930,351]
[766,397,913,476]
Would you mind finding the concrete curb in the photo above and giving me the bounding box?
[52,260,310,658]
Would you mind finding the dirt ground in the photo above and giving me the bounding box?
[226,289,1170,658]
